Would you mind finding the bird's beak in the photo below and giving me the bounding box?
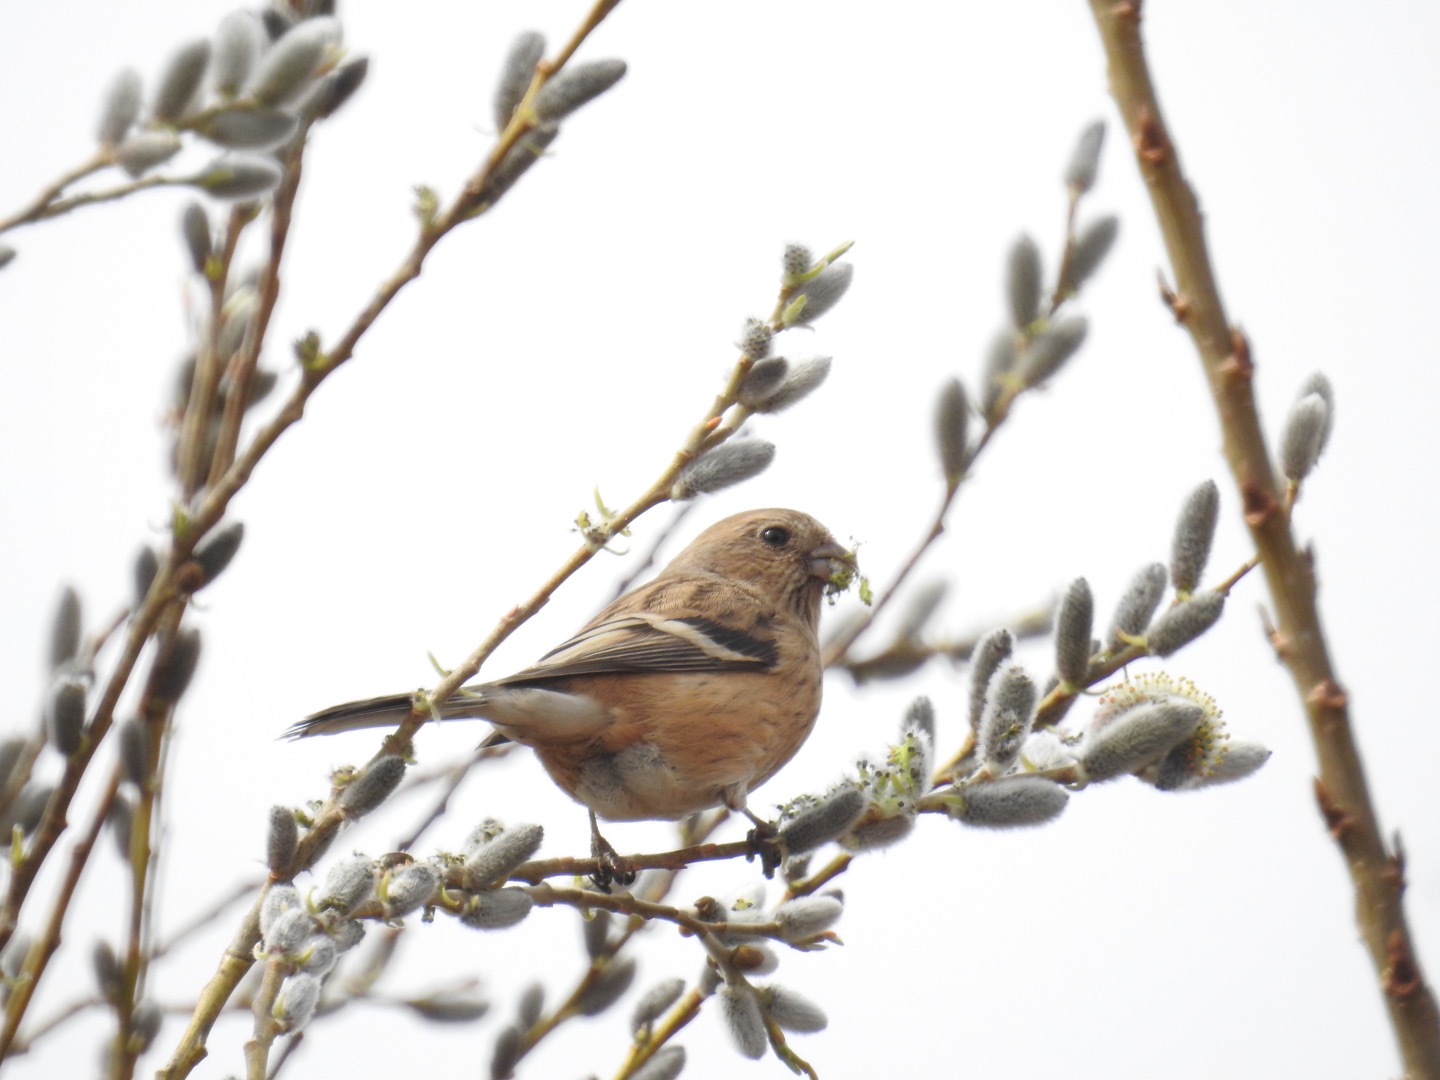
[808,540,856,584]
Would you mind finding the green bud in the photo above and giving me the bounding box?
[383,861,439,918]
[1067,214,1119,290]
[192,155,283,199]
[48,585,82,672]
[1054,577,1094,685]
[150,627,202,703]
[948,775,1069,827]
[1065,119,1106,194]
[45,674,88,756]
[518,981,545,1028]
[1081,700,1203,781]
[462,820,544,886]
[631,977,685,1034]
[760,984,827,1033]
[583,909,612,958]
[738,317,773,360]
[133,545,160,607]
[197,106,298,149]
[181,201,212,274]
[274,972,321,1030]
[302,56,369,119]
[783,244,812,276]
[93,940,122,1001]
[266,805,298,873]
[719,982,767,1059]
[773,895,842,941]
[578,956,636,1016]
[1146,592,1225,657]
[119,719,148,787]
[670,439,774,500]
[1017,315,1087,386]
[108,792,134,859]
[1296,372,1335,455]
[935,376,969,484]
[189,521,245,587]
[1280,393,1329,482]
[490,1025,523,1080]
[533,59,627,126]
[968,628,1014,732]
[1108,563,1167,650]
[213,11,264,97]
[1005,234,1043,330]
[1170,480,1219,595]
[459,887,533,930]
[319,855,375,913]
[980,664,1036,772]
[786,262,853,326]
[406,989,491,1024]
[10,784,53,835]
[249,17,340,106]
[117,131,183,178]
[979,329,1018,419]
[631,1047,686,1080]
[474,127,558,210]
[340,755,405,817]
[751,356,830,413]
[98,69,143,146]
[259,883,303,936]
[131,999,163,1052]
[738,357,789,407]
[494,31,545,129]
[152,39,211,123]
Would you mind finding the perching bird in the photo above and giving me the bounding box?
[291,509,854,834]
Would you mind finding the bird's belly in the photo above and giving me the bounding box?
[530,670,823,821]
[564,742,720,822]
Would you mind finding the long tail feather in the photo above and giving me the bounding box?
[285,692,487,739]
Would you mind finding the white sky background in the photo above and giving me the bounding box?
[2,2,1438,1077]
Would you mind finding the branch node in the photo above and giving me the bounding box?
[1219,327,1254,379]
[1157,272,1191,322]
[1306,677,1348,711]
[1312,778,1354,841]
[1135,106,1170,165]
[1239,475,1277,527]
[1384,930,1423,999]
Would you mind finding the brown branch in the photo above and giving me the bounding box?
[0,769,120,1057]
[507,838,755,885]
[205,122,311,491]
[1087,4,1440,1075]
[0,152,111,234]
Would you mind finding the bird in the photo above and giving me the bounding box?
[290,508,855,876]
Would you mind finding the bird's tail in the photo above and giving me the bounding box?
[285,691,488,739]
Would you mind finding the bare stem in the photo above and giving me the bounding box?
[1088,4,1440,1074]
[0,152,110,234]
[0,769,120,1057]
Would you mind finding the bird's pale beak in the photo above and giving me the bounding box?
[808,540,856,584]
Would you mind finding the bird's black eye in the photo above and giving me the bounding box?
[760,525,791,548]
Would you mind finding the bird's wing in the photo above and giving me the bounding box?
[491,612,778,685]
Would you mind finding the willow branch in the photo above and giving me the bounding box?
[1087,4,1439,1074]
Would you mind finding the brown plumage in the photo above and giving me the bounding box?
[291,509,852,822]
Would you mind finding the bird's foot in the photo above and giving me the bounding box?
[589,816,636,892]
[744,816,783,879]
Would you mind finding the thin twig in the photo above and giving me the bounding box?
[0,151,110,234]
[0,769,121,1056]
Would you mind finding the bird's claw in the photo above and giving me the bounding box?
[589,829,636,892]
[745,819,783,879]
